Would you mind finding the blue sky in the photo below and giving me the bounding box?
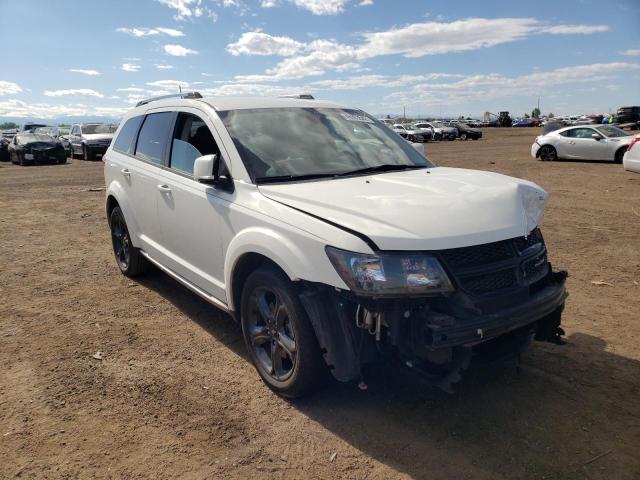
[0,0,639,120]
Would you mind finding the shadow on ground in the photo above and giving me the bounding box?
[137,269,640,480]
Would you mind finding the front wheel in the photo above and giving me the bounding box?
[539,145,557,161]
[83,145,92,161]
[240,267,329,398]
[460,133,467,141]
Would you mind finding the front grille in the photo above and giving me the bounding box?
[460,268,518,295]
[437,228,549,296]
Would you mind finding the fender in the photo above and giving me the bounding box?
[105,181,143,248]
[224,226,348,311]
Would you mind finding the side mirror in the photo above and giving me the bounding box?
[591,133,602,140]
[194,154,234,192]
[411,142,425,156]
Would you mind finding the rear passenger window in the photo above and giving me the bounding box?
[113,115,143,154]
[169,113,220,175]
[135,112,174,165]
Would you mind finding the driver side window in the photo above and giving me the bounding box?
[169,113,220,175]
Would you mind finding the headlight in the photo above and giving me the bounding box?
[325,246,454,297]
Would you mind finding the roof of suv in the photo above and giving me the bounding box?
[137,96,343,112]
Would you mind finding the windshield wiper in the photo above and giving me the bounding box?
[335,164,426,177]
[255,173,339,184]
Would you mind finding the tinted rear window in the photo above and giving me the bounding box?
[113,116,143,154]
[135,112,174,164]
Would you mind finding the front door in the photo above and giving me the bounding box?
[155,110,231,302]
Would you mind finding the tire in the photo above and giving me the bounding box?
[539,145,557,161]
[460,133,467,141]
[435,133,442,141]
[408,135,415,142]
[240,267,329,398]
[109,206,148,277]
[69,145,75,159]
[19,153,26,166]
[58,156,67,164]
[614,148,625,164]
[83,145,92,161]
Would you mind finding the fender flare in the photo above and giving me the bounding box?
[224,227,320,311]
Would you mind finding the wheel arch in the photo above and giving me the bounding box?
[105,183,142,247]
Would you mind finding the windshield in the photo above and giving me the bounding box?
[17,134,54,143]
[595,125,629,138]
[82,124,116,134]
[218,108,432,182]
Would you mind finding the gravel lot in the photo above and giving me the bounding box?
[1,128,639,479]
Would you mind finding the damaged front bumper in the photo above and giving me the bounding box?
[300,268,568,388]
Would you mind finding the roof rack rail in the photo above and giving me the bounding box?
[279,94,315,100]
[136,91,203,107]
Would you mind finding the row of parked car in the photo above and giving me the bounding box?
[0,122,116,165]
[391,120,482,143]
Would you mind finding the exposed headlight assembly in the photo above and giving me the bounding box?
[326,246,454,297]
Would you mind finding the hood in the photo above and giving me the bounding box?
[23,141,58,149]
[83,133,113,141]
[258,167,548,251]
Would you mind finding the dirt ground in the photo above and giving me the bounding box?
[1,128,639,480]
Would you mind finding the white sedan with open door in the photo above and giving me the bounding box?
[531,125,635,163]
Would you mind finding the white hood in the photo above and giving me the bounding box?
[258,167,548,251]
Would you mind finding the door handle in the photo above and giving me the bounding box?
[121,168,131,177]
[157,184,171,192]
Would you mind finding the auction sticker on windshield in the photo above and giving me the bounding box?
[341,112,374,123]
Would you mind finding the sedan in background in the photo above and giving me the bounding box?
[450,122,482,140]
[623,135,640,173]
[8,132,67,165]
[532,125,634,163]
[392,124,431,143]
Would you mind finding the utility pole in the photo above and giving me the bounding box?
[403,106,406,120]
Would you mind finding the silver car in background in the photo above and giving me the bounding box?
[531,125,634,163]
[392,124,431,143]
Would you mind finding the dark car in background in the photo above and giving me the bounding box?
[513,118,542,128]
[69,123,117,160]
[450,121,482,140]
[616,106,640,126]
[8,132,67,166]
[36,126,72,155]
[0,136,10,162]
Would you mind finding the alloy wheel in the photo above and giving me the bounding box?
[111,215,131,270]
[247,287,297,382]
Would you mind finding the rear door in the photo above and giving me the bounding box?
[155,108,231,301]
[112,111,175,256]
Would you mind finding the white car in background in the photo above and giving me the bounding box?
[531,125,634,163]
[623,135,640,173]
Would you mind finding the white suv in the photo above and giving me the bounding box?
[104,93,568,397]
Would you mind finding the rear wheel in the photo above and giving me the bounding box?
[109,206,148,277]
[614,148,626,164]
[240,267,328,398]
[539,145,557,161]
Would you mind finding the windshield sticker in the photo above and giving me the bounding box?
[341,112,374,123]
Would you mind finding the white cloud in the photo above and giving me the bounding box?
[0,81,23,95]
[156,0,216,21]
[146,79,191,90]
[69,69,101,76]
[116,27,185,37]
[0,99,127,119]
[539,24,609,35]
[359,0,373,5]
[117,87,145,92]
[227,32,305,56]
[155,64,174,70]
[122,63,141,72]
[43,89,105,98]
[164,44,198,56]
[621,48,640,57]
[228,18,612,80]
[261,0,350,15]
